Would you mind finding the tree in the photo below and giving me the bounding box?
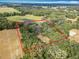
[0,17,16,30]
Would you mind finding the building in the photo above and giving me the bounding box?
[69,29,79,43]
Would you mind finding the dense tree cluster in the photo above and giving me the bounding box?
[0,12,21,17]
[0,17,16,30]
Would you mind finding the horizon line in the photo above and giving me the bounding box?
[0,1,79,4]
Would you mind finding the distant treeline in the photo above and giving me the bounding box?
[15,7,51,16]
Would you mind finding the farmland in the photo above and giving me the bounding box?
[7,15,42,22]
[0,5,79,59]
[0,29,23,59]
[0,7,20,13]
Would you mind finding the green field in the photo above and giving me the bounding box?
[7,15,42,22]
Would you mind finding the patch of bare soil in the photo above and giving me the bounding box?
[37,34,51,44]
[0,29,23,59]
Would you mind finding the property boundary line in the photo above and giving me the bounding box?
[16,22,24,52]
[16,20,69,53]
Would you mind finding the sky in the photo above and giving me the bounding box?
[0,0,79,4]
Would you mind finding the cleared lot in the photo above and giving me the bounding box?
[0,7,20,13]
[7,15,42,22]
[0,29,23,59]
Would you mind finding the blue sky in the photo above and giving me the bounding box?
[0,0,79,4]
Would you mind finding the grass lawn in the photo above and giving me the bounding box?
[0,7,20,13]
[7,15,42,22]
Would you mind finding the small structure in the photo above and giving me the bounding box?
[69,30,77,37]
[69,29,79,43]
